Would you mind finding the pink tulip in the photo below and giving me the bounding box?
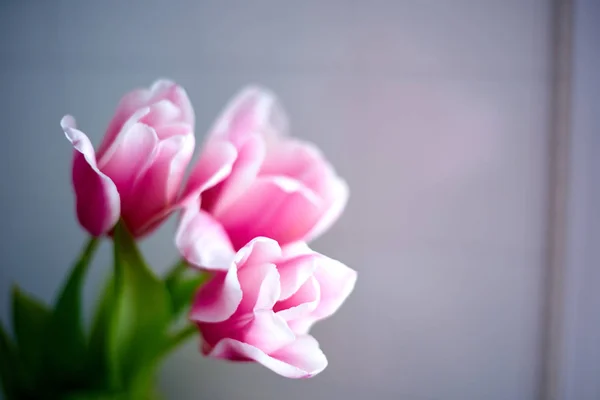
[176,87,349,269]
[62,80,235,237]
[190,237,356,378]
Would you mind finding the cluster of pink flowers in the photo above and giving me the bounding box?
[62,80,356,378]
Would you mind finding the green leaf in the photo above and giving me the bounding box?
[11,286,52,388]
[86,275,115,389]
[45,238,100,388]
[108,222,171,391]
[162,324,198,356]
[165,260,209,317]
[0,321,21,399]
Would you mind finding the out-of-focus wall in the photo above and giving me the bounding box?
[0,1,553,399]
[555,1,600,399]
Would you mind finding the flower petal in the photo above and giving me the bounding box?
[289,255,356,334]
[138,100,183,135]
[236,263,281,313]
[175,203,236,271]
[276,254,317,301]
[311,255,357,320]
[305,178,349,241]
[61,116,120,236]
[219,176,323,249]
[240,311,295,353]
[150,79,195,127]
[189,265,242,323]
[207,334,327,378]
[275,276,321,322]
[154,122,193,140]
[260,139,349,241]
[99,79,194,157]
[178,138,238,207]
[281,242,314,259]
[271,335,328,378]
[202,134,265,216]
[210,86,287,147]
[122,133,195,236]
[234,237,282,270]
[96,122,159,196]
[260,139,326,186]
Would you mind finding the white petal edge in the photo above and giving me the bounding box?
[61,115,121,236]
[207,335,327,379]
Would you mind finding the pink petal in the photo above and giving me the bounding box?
[275,276,321,322]
[210,86,286,147]
[305,178,349,241]
[101,99,151,158]
[219,176,323,249]
[149,79,195,127]
[207,334,327,378]
[122,133,195,236]
[271,335,328,378]
[234,237,282,270]
[281,242,314,259]
[276,254,317,301]
[99,79,194,157]
[238,310,295,354]
[175,203,236,271]
[139,100,183,135]
[311,255,357,320]
[283,253,356,335]
[154,123,193,140]
[199,308,294,354]
[189,265,242,323]
[290,255,357,334]
[61,116,120,236]
[96,123,159,196]
[203,134,266,216]
[287,318,314,335]
[260,139,325,186]
[96,107,152,164]
[260,140,349,241]
[236,263,281,314]
[179,138,238,206]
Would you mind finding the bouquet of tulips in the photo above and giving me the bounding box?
[0,80,356,399]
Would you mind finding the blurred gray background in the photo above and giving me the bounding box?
[0,1,591,399]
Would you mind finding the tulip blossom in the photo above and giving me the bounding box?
[190,237,357,378]
[176,87,349,269]
[62,80,234,237]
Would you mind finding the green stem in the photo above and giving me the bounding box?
[70,237,100,284]
[172,324,198,346]
[54,236,100,306]
[163,324,198,355]
[80,236,101,265]
[164,258,188,285]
